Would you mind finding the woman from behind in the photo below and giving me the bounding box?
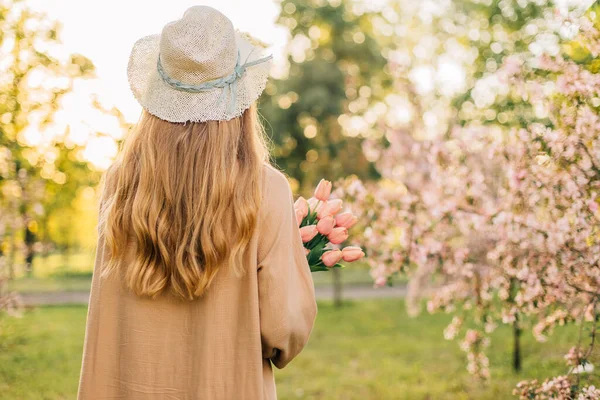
[77,6,317,400]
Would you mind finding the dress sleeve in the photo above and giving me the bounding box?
[257,171,318,369]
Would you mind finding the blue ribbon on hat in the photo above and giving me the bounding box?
[157,49,273,115]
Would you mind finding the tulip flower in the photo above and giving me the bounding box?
[298,179,366,273]
[294,196,309,218]
[299,225,318,243]
[295,209,305,227]
[321,249,343,267]
[341,246,365,262]
[314,179,332,201]
[335,212,358,229]
[316,215,335,235]
[317,199,343,219]
[307,197,319,212]
[328,227,348,244]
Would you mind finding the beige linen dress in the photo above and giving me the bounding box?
[77,164,318,400]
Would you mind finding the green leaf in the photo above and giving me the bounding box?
[307,244,325,265]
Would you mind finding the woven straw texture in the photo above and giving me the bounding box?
[127,6,272,123]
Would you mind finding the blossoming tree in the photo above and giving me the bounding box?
[337,11,600,399]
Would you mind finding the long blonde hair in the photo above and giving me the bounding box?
[100,105,269,300]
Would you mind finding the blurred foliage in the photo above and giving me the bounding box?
[425,0,597,130]
[450,0,556,128]
[0,0,126,281]
[564,1,600,69]
[258,0,585,192]
[260,0,389,193]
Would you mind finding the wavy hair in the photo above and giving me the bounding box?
[99,105,269,300]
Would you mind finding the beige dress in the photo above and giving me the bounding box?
[77,164,318,400]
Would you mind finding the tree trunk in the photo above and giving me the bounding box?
[513,313,522,372]
[62,246,70,271]
[24,224,35,277]
[7,230,16,280]
[333,267,343,308]
[40,215,50,260]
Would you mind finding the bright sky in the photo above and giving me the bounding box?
[29,0,287,124]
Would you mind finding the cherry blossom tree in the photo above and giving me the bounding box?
[337,11,600,398]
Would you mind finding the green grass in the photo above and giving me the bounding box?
[0,306,87,400]
[1,300,594,400]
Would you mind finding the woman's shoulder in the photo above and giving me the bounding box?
[262,163,292,197]
[260,163,294,218]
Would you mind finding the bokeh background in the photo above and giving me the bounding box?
[1,0,599,399]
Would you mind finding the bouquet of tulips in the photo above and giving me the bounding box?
[294,179,365,272]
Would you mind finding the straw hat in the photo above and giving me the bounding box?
[127,6,273,123]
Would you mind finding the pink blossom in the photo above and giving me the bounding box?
[332,13,600,396]
[374,276,387,288]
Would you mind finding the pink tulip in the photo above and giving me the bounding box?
[328,227,348,244]
[314,179,332,201]
[307,197,319,212]
[299,225,318,243]
[316,215,335,235]
[294,196,309,218]
[341,246,365,262]
[295,209,305,227]
[321,249,343,267]
[335,212,358,229]
[317,199,343,219]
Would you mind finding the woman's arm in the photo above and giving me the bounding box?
[257,169,318,369]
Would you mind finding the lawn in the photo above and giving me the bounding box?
[0,299,593,400]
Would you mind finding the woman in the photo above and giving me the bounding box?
[77,6,317,400]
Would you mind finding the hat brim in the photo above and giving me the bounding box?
[127,32,272,123]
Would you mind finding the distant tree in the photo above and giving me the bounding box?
[338,1,600,394]
[260,0,390,193]
[0,0,124,283]
[260,0,393,307]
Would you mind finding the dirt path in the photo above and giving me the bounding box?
[19,285,407,306]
